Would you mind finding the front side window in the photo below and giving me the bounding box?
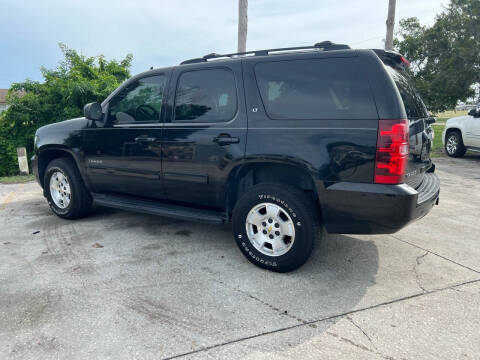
[254,58,377,120]
[174,69,237,122]
[108,75,166,124]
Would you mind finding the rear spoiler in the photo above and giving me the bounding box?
[372,49,410,70]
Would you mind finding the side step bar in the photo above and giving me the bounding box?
[92,193,228,224]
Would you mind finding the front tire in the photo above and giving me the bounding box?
[44,157,92,219]
[445,130,466,157]
[232,183,320,272]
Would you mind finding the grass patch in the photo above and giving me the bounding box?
[431,124,445,158]
[0,174,35,184]
[434,109,467,119]
[433,109,467,125]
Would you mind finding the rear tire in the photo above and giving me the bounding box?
[44,157,92,219]
[445,130,466,157]
[232,183,320,272]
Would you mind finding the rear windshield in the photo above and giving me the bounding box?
[254,58,377,120]
[385,65,428,119]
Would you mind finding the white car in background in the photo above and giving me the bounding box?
[442,106,480,157]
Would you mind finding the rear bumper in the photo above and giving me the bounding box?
[320,172,440,234]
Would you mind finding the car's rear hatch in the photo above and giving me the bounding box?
[381,57,434,189]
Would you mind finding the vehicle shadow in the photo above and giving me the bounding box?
[86,208,380,355]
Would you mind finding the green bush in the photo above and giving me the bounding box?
[0,43,132,176]
[0,124,19,176]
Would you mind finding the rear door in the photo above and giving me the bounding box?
[160,62,247,208]
[385,66,432,188]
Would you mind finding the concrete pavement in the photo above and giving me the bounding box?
[0,155,479,359]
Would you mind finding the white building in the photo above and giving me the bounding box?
[0,89,8,113]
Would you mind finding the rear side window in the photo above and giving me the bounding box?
[254,58,377,120]
[385,66,428,119]
[174,68,237,122]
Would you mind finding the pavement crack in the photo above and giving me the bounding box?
[215,277,307,325]
[413,251,429,293]
[200,266,308,325]
[326,331,374,353]
[346,315,375,346]
[326,330,399,360]
[390,235,480,274]
[162,277,480,360]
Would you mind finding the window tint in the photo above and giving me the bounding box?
[108,75,166,124]
[174,69,237,122]
[385,66,428,119]
[254,58,377,120]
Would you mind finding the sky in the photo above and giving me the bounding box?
[0,0,448,89]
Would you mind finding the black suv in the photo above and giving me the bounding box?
[32,42,440,272]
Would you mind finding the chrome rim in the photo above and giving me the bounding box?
[245,202,295,257]
[446,135,458,154]
[49,171,71,209]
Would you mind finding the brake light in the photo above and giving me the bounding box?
[400,56,410,67]
[374,119,409,184]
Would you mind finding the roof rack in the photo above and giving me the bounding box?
[180,41,351,65]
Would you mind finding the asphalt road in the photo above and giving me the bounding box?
[1,155,479,359]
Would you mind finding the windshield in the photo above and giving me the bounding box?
[385,65,428,119]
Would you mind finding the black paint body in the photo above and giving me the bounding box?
[32,49,439,234]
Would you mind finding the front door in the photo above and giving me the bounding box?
[161,63,247,208]
[464,111,480,148]
[84,73,168,199]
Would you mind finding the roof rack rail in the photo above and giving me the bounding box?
[180,41,350,65]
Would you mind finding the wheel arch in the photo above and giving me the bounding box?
[445,127,463,139]
[37,146,83,190]
[224,160,322,217]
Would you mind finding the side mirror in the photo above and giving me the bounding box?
[84,102,103,121]
[468,108,476,116]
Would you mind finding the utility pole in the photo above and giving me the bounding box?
[385,0,396,50]
[238,0,248,53]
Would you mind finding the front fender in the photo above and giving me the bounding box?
[442,125,464,146]
[443,115,471,145]
[34,117,90,188]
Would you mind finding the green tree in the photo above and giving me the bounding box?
[394,0,480,112]
[0,44,132,176]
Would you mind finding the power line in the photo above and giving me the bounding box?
[351,36,384,46]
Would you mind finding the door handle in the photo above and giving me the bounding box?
[134,135,157,143]
[213,134,240,145]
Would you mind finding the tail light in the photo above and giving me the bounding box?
[400,56,410,67]
[374,119,409,184]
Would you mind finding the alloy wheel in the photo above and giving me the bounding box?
[446,134,458,155]
[245,202,295,257]
[49,171,71,209]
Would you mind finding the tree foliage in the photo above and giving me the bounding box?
[394,0,480,112]
[0,44,132,176]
